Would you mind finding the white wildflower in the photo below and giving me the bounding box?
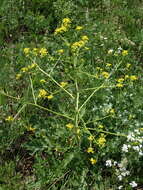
[106,160,112,167]
[118,175,123,181]
[108,49,114,54]
[122,144,128,152]
[129,181,137,188]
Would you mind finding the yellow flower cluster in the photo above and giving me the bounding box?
[40,79,46,83]
[17,62,37,79]
[16,73,22,80]
[130,75,138,81]
[101,71,110,79]
[39,48,48,57]
[23,48,30,56]
[75,26,83,30]
[66,123,74,129]
[88,135,94,141]
[122,50,128,56]
[23,48,48,57]
[38,89,53,100]
[54,18,71,35]
[5,116,14,122]
[26,125,36,132]
[116,83,124,88]
[87,147,94,153]
[71,35,89,52]
[97,134,106,147]
[116,75,138,87]
[90,158,97,165]
[60,81,68,88]
[57,49,64,54]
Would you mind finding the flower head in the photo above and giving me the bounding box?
[60,82,68,88]
[23,48,30,55]
[75,26,83,30]
[122,50,128,56]
[87,147,94,153]
[130,75,138,81]
[5,116,14,122]
[39,48,48,57]
[90,158,97,165]
[47,94,53,100]
[88,135,94,141]
[66,123,74,129]
[38,89,48,98]
[129,181,137,188]
[116,83,124,88]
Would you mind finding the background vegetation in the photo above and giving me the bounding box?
[0,0,143,189]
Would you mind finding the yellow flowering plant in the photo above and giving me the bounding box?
[1,12,142,190]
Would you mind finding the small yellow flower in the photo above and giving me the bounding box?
[54,26,68,34]
[77,129,80,134]
[40,79,46,83]
[16,73,22,80]
[47,94,53,100]
[106,63,112,67]
[57,49,64,54]
[90,158,97,165]
[71,40,85,51]
[39,48,48,57]
[87,147,94,153]
[97,134,106,146]
[96,67,102,71]
[130,75,138,81]
[101,71,109,79]
[84,47,90,50]
[116,83,124,88]
[5,116,13,122]
[109,108,115,114]
[27,126,36,132]
[23,48,30,55]
[62,18,71,26]
[21,67,29,73]
[66,123,74,129]
[88,135,94,141]
[28,63,37,69]
[98,124,104,129]
[38,89,48,98]
[60,82,68,88]
[126,63,131,68]
[125,75,129,79]
[32,48,38,56]
[117,78,124,83]
[75,26,83,30]
[122,50,128,56]
[81,35,89,41]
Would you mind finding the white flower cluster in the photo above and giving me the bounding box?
[118,181,137,189]
[105,160,117,167]
[122,129,143,155]
[106,159,138,189]
[116,167,130,181]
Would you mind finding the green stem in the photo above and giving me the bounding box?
[29,75,37,104]
[13,104,27,120]
[75,80,79,129]
[86,115,113,124]
[87,128,126,137]
[79,84,104,112]
[0,91,20,100]
[37,64,74,99]
[27,102,74,120]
